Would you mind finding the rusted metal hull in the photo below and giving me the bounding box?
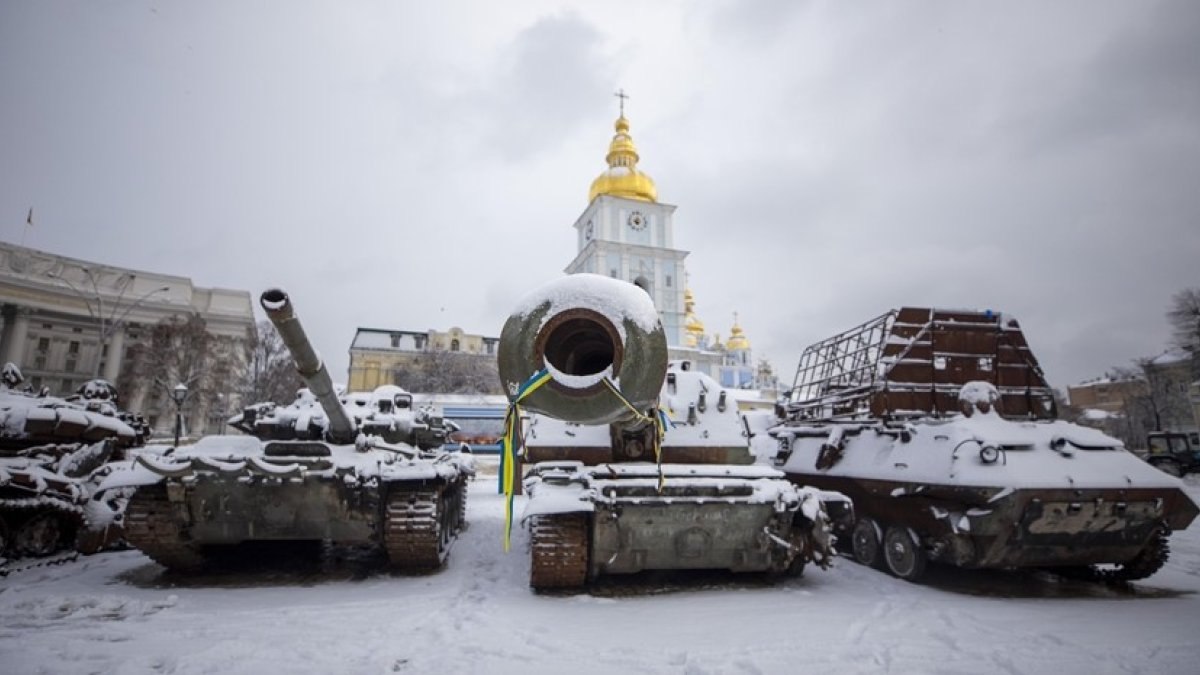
[782,471,1198,569]
[161,477,381,544]
[524,462,839,588]
[590,489,797,576]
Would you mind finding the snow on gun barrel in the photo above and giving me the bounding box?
[498,273,849,590]
[105,288,473,573]
[770,306,1199,583]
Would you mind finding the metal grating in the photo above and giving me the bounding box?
[784,307,1057,422]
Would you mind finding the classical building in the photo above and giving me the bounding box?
[565,102,760,390]
[1068,376,1144,415]
[347,326,500,392]
[0,240,255,435]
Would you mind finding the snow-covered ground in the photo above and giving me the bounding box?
[3,461,1200,675]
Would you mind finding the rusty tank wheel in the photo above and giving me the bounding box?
[851,518,883,568]
[529,513,590,590]
[14,510,72,557]
[124,486,207,572]
[882,524,927,582]
[384,484,451,570]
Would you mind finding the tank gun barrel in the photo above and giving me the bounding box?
[497,274,668,428]
[260,288,356,444]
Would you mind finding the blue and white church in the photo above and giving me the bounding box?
[564,98,762,390]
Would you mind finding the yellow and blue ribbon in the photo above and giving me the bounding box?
[501,368,552,552]
[601,378,672,492]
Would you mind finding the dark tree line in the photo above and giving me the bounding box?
[1088,288,1200,449]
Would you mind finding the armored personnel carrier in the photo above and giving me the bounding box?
[1,365,139,568]
[499,274,847,590]
[108,289,473,572]
[771,307,1199,582]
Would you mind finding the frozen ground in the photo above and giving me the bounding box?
[2,462,1199,675]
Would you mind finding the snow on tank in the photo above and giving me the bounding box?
[772,306,1200,583]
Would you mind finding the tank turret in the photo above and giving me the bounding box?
[260,288,356,444]
[498,273,668,427]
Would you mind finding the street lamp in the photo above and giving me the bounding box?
[171,382,189,448]
[46,268,170,378]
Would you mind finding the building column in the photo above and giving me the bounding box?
[0,305,31,368]
[103,327,125,383]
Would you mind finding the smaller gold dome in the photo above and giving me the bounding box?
[684,287,706,348]
[726,312,750,352]
[588,115,658,203]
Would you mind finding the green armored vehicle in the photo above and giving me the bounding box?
[499,274,849,589]
[104,289,473,572]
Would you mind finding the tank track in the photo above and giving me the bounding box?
[0,550,79,577]
[383,478,464,570]
[1,500,83,559]
[529,513,590,590]
[1051,525,1171,583]
[124,485,207,572]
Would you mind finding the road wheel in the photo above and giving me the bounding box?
[851,518,883,568]
[882,525,927,582]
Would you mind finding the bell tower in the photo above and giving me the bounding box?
[565,92,689,346]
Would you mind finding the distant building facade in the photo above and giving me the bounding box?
[1068,376,1144,415]
[348,326,500,391]
[0,240,255,435]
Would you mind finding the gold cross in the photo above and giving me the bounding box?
[614,88,630,116]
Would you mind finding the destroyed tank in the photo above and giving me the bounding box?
[108,288,473,572]
[1,364,140,569]
[770,307,1199,582]
[499,274,849,589]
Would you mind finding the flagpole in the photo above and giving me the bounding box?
[21,207,32,247]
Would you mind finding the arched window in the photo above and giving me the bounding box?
[451,339,460,352]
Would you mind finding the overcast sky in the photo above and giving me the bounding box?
[2,1,1198,391]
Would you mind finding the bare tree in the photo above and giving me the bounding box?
[1167,288,1200,353]
[393,351,501,394]
[240,319,303,405]
[118,314,241,435]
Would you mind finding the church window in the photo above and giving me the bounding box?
[451,339,460,352]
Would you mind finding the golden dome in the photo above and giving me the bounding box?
[588,115,658,204]
[684,288,706,348]
[726,312,750,351]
